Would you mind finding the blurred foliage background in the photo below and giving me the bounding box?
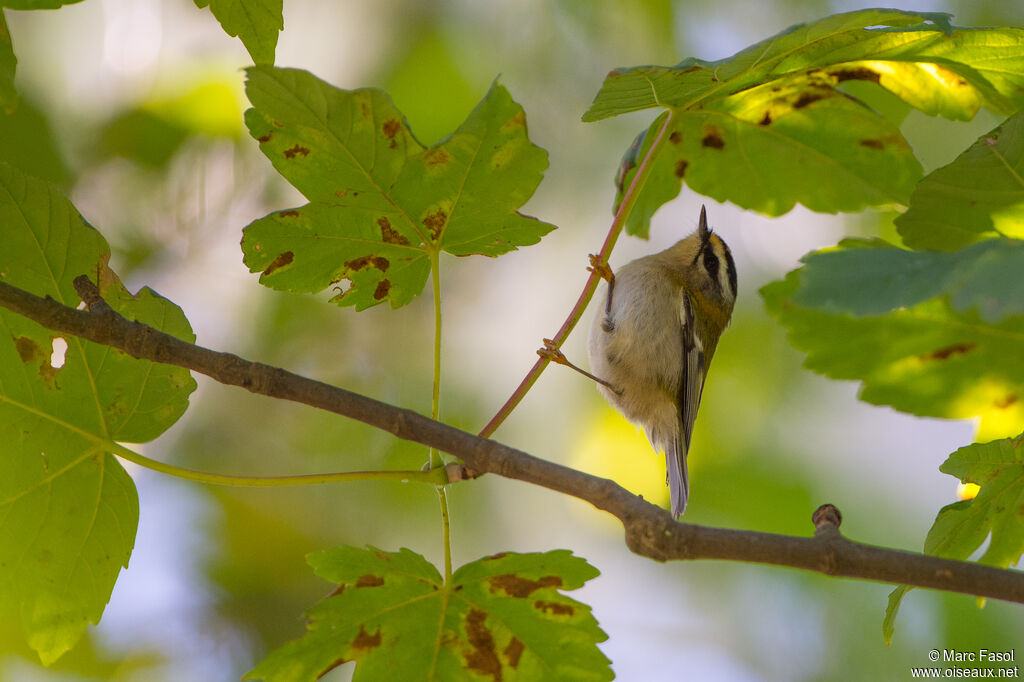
[3,0,1024,680]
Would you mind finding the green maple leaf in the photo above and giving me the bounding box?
[245,547,611,682]
[884,435,1024,643]
[240,66,555,310]
[896,111,1024,250]
[931,435,1024,570]
[194,0,283,65]
[586,8,1024,234]
[0,163,196,664]
[761,237,1024,420]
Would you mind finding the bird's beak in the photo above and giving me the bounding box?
[698,205,710,244]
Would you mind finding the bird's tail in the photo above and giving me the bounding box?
[666,434,689,518]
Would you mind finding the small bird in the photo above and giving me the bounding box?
[582,206,737,518]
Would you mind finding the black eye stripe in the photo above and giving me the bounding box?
[702,238,737,299]
[703,249,720,277]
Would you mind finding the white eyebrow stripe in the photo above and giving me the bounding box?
[711,239,736,302]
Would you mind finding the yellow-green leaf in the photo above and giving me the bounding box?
[885,436,1024,643]
[592,9,1024,230]
[245,547,611,682]
[194,0,282,65]
[896,111,1024,250]
[761,239,1024,420]
[241,67,555,310]
[0,163,196,664]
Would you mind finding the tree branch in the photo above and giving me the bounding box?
[2,276,1023,605]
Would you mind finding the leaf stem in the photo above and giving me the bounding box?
[438,486,453,581]
[108,441,447,486]
[429,248,454,583]
[478,108,677,438]
[431,250,444,464]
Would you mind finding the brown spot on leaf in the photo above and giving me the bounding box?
[424,148,451,167]
[833,66,881,84]
[345,255,390,272]
[351,626,381,651]
[534,600,574,616]
[859,139,885,150]
[262,251,294,277]
[373,279,391,300]
[15,336,39,363]
[257,133,273,143]
[356,574,385,588]
[378,217,410,245]
[382,118,401,148]
[701,127,724,149]
[921,342,977,361]
[484,552,508,561]
[504,637,524,668]
[374,550,388,561]
[682,64,702,74]
[669,131,682,144]
[995,394,1019,409]
[501,111,526,130]
[272,120,284,128]
[284,144,310,159]
[793,91,826,109]
[278,210,300,218]
[488,574,562,598]
[464,609,501,680]
[759,111,773,126]
[423,209,448,240]
[39,362,58,386]
[674,160,689,178]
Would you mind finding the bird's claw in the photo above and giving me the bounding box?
[587,254,614,283]
[537,338,569,365]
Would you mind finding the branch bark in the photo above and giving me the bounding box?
[2,276,1023,605]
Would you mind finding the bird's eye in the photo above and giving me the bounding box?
[702,250,720,277]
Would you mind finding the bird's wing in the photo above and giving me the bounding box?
[667,293,706,517]
[678,293,707,453]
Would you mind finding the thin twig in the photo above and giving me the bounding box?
[2,277,1023,605]
[478,110,676,438]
